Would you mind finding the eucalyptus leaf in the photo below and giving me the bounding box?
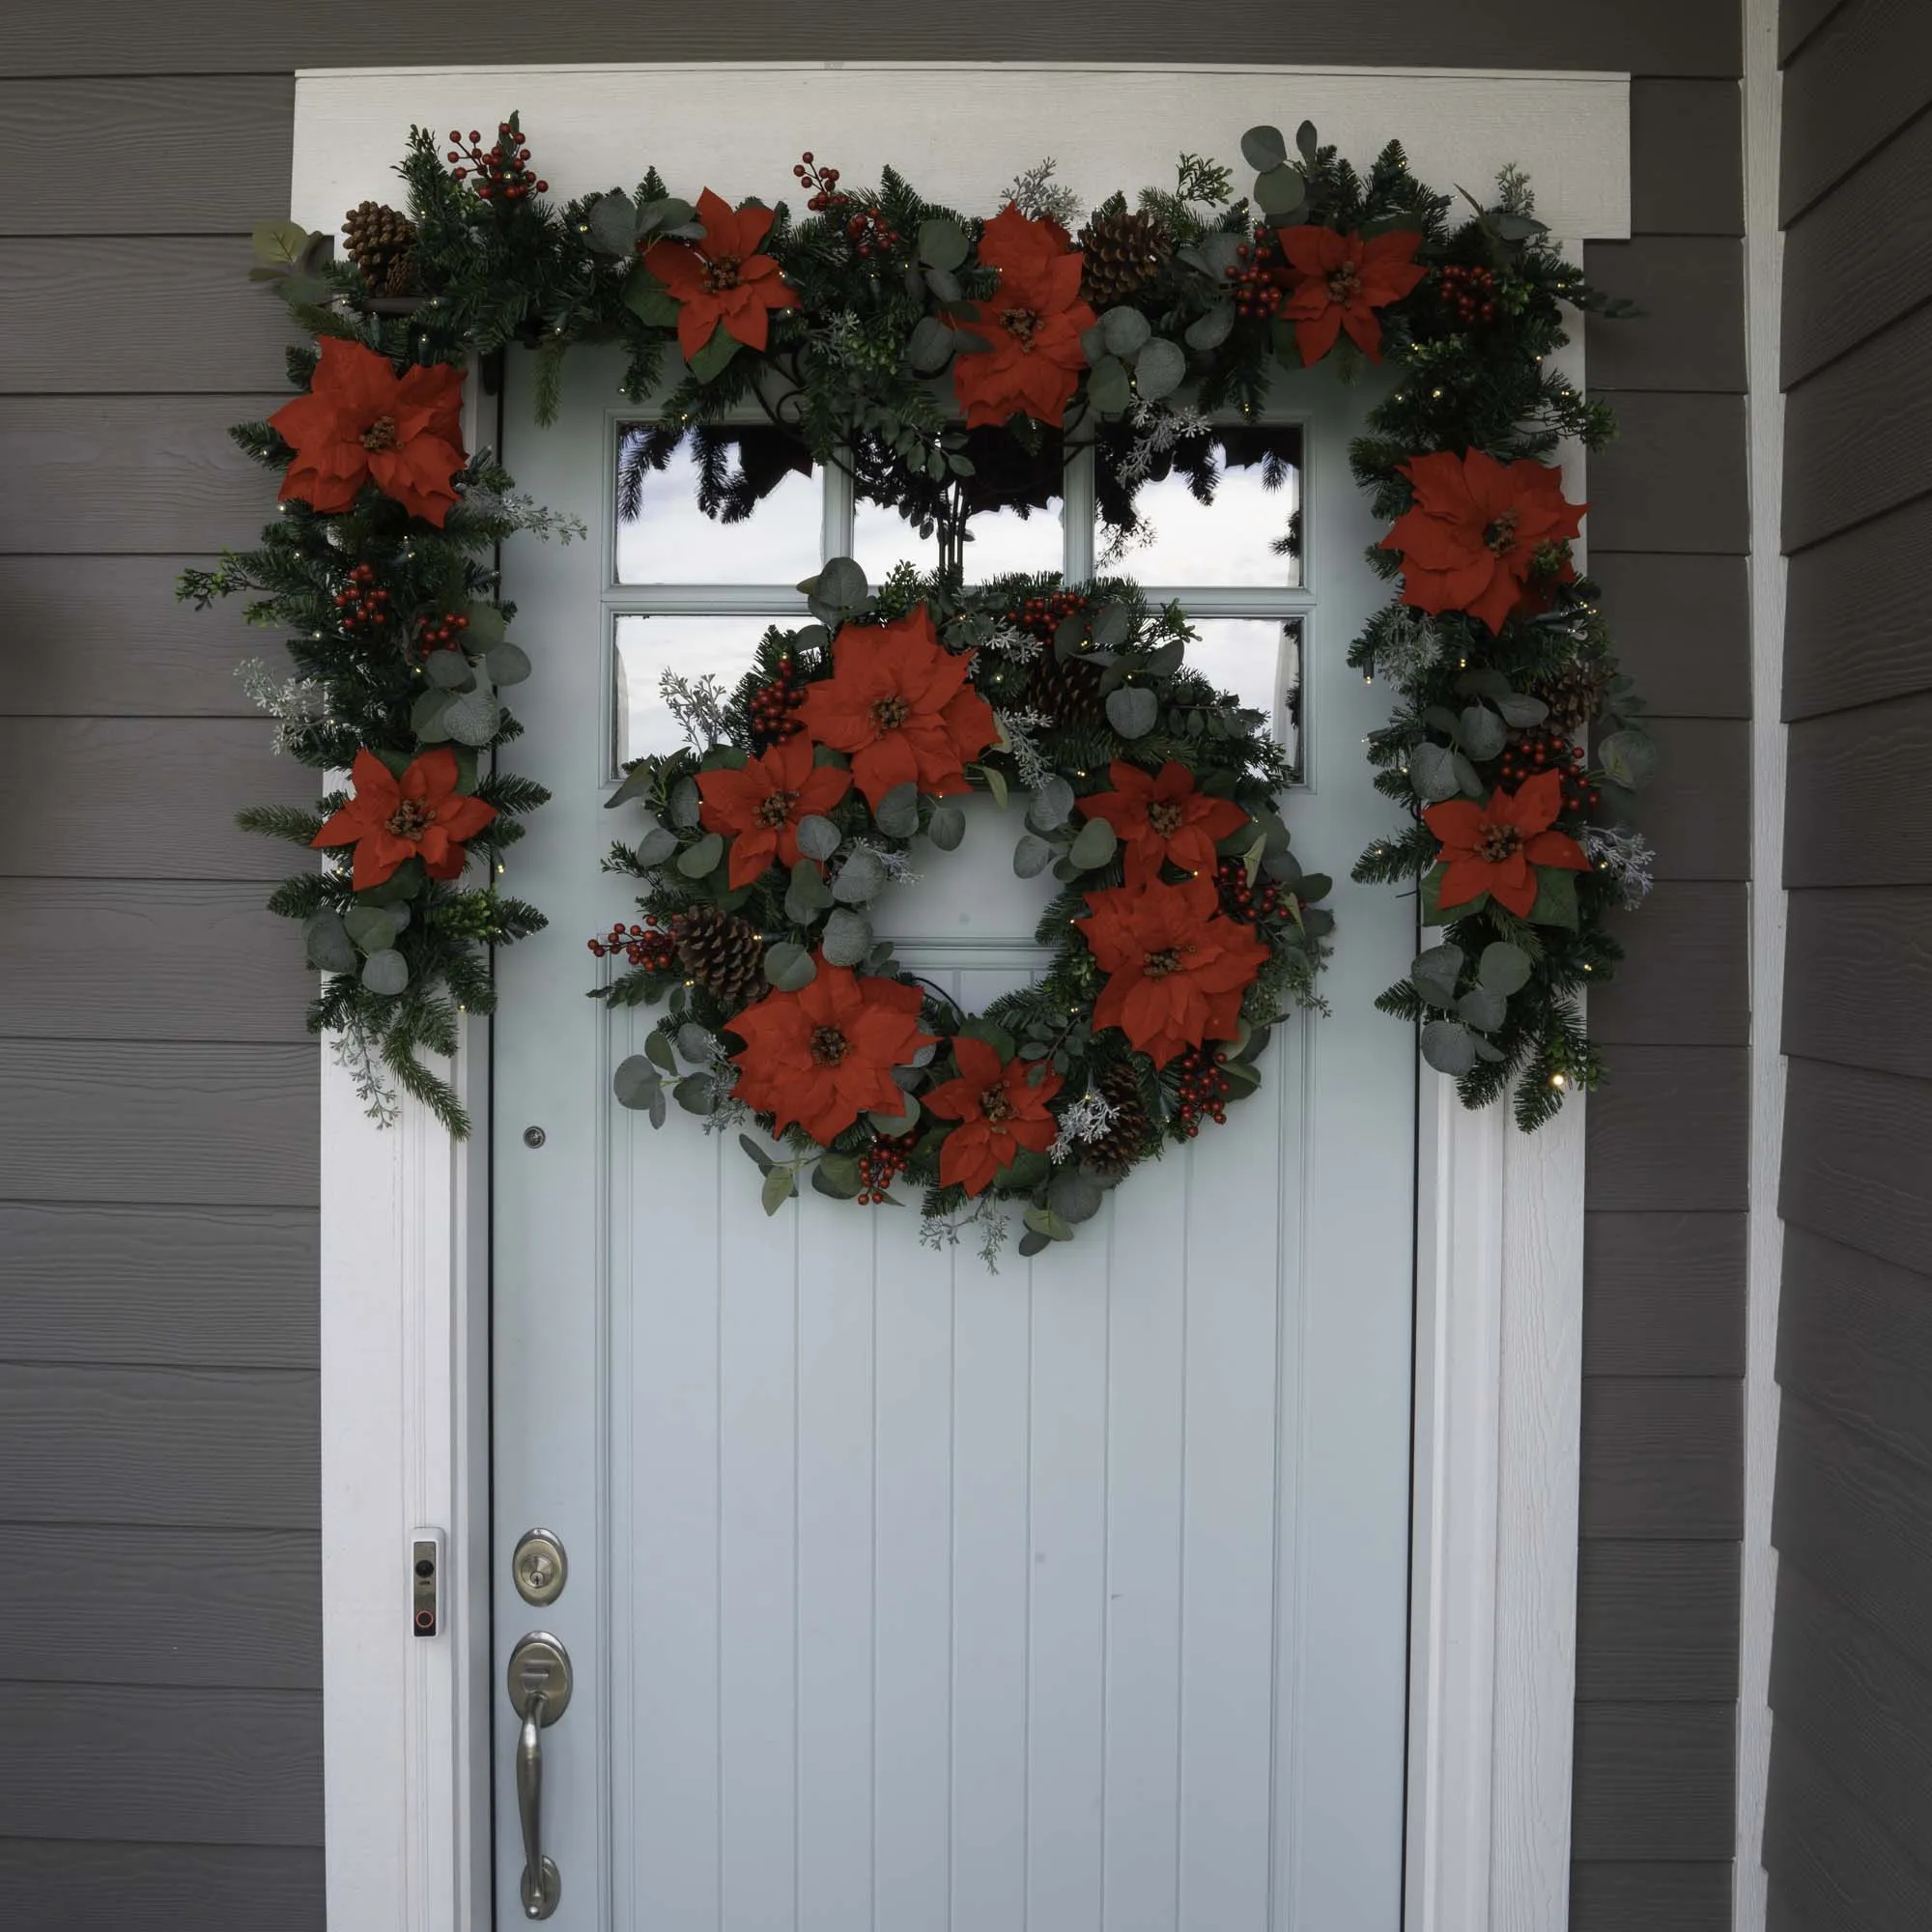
[1295,120,1321,162]
[668,777,702,829]
[360,949,410,996]
[926,804,966,851]
[1017,1229,1051,1259]
[409,690,452,741]
[1067,815,1119,870]
[1456,985,1507,1033]
[794,813,841,862]
[1452,752,1485,798]
[760,1164,799,1215]
[873,781,921,838]
[820,907,872,967]
[1047,1166,1105,1225]
[762,941,816,992]
[673,1074,718,1116]
[1420,1019,1479,1077]
[1184,304,1236,351]
[737,1131,776,1172]
[1410,942,1465,1009]
[676,1022,715,1065]
[1087,355,1132,415]
[812,1153,863,1200]
[808,555,869,623]
[1477,941,1533,996]
[1012,833,1054,879]
[907,315,956,374]
[303,912,357,975]
[440,690,499,747]
[1255,167,1306,218]
[918,216,969,271]
[1026,774,1075,832]
[1458,704,1507,760]
[486,641,532,687]
[344,903,407,953]
[584,190,640,255]
[607,763,655,810]
[976,764,1009,810]
[1134,336,1186,401]
[1105,686,1158,738]
[423,650,474,690]
[1091,603,1133,650]
[634,824,679,868]
[1099,305,1151,358]
[1597,727,1660,790]
[612,1056,663,1110]
[676,831,724,878]
[1240,124,1288,171]
[1497,693,1548,727]
[868,1098,921,1138]
[1408,741,1462,803]
[784,859,835,922]
[1022,1205,1074,1243]
[832,847,886,904]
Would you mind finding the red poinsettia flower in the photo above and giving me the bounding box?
[1379,448,1586,636]
[923,1036,1063,1196]
[1277,226,1427,365]
[1078,759,1249,886]
[1077,874,1268,1069]
[797,607,999,810]
[641,187,800,363]
[1424,770,1589,919]
[311,746,497,892]
[950,203,1098,430]
[729,962,936,1146]
[696,736,853,889]
[269,337,467,526]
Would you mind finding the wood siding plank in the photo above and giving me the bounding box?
[0,1042,317,1208]
[1579,1378,1743,1539]
[1585,1046,1750,1213]
[0,718,321,882]
[1584,239,1747,392]
[1781,1058,1932,1272]
[1780,0,1848,64]
[1774,1394,1932,1681]
[1590,882,1748,1047]
[1583,1211,1747,1378]
[0,239,292,393]
[1590,552,1750,719]
[1782,496,1932,719]
[1575,1539,1741,1700]
[0,395,282,554]
[1782,888,1932,1078]
[0,1526,320,1688]
[1777,1230,1932,1477]
[0,1842,323,1932]
[1784,693,1932,887]
[1570,1703,1738,1859]
[0,1202,316,1369]
[1783,304,1932,553]
[0,1684,320,1845]
[0,78,293,235]
[1765,1729,1932,1932]
[1779,0,1932,221]
[1,880,310,1043]
[1627,718,1751,882]
[1586,392,1750,554]
[0,1362,319,1529]
[1631,79,1745,237]
[1571,1860,1738,1932]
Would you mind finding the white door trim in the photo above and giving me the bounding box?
[294,62,1629,1930]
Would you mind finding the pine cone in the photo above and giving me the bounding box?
[343,200,418,293]
[1529,660,1609,734]
[1026,651,1106,729]
[1077,207,1173,309]
[1086,1062,1154,1178]
[673,906,766,1013]
[382,247,422,298]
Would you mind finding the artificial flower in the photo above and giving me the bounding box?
[798,606,998,810]
[923,1036,1063,1195]
[1077,874,1268,1068]
[1277,226,1426,364]
[1077,759,1249,885]
[1424,769,1589,919]
[696,735,852,888]
[311,746,497,892]
[641,187,800,363]
[729,962,936,1145]
[1379,447,1585,636]
[950,203,1097,429]
[269,337,468,526]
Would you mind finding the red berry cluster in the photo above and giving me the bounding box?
[334,562,392,634]
[414,611,471,654]
[1009,589,1089,639]
[1212,857,1292,925]
[446,123,548,203]
[792,153,849,214]
[1224,234,1290,321]
[842,207,903,258]
[587,921,677,972]
[1495,726,1602,813]
[749,656,809,751]
[1173,1045,1232,1137]
[856,1132,918,1204]
[1437,263,1498,326]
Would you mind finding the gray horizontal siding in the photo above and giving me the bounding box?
[1781,496,1932,720]
[0,1842,325,1932]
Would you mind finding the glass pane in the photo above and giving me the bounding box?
[615,425,821,584]
[854,427,1065,582]
[1184,616,1303,780]
[1102,424,1302,586]
[614,613,776,767]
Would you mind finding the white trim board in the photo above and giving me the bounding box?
[297,62,1628,1930]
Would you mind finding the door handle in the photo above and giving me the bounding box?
[507,1632,573,1919]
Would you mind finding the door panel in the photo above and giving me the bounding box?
[494,331,1414,1928]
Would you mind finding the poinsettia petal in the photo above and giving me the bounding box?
[1436,857,1495,910]
[1524,829,1589,871]
[1423,800,1485,848]
[1294,306,1345,365]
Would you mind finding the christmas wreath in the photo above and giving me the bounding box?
[183,111,1656,1251]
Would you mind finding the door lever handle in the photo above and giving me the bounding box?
[507,1633,573,1919]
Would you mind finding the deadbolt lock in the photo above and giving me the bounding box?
[512,1527,568,1606]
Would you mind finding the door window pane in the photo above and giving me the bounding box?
[1184,616,1304,779]
[614,613,775,766]
[853,427,1065,582]
[1104,424,1303,586]
[615,426,820,584]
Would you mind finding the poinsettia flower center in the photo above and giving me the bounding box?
[1001,305,1042,347]
[1475,821,1525,864]
[1142,946,1184,980]
[1325,262,1363,303]
[700,254,743,293]
[384,798,434,839]
[1483,508,1520,554]
[979,1085,1014,1124]
[869,694,912,733]
[1147,799,1186,837]
[359,414,401,452]
[755,788,799,828]
[809,1025,850,1066]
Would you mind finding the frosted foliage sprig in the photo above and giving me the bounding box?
[996,708,1054,790]
[918,1191,1013,1273]
[1370,608,1447,693]
[1581,825,1656,911]
[460,484,588,545]
[1115,397,1213,489]
[332,1020,401,1128]
[1006,157,1082,230]
[236,656,328,755]
[1049,1089,1120,1165]
[850,838,921,887]
[658,668,730,753]
[975,623,1043,662]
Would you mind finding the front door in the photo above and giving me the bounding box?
[492,104,1415,1932]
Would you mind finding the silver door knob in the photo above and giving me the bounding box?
[507,1632,573,1919]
